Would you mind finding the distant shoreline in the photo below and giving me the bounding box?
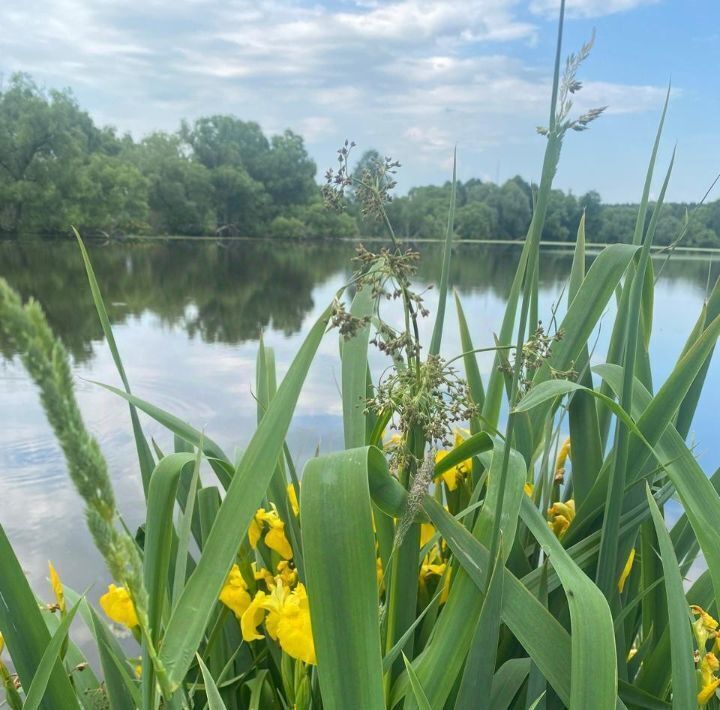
[4,233,720,258]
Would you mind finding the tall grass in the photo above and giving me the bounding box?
[2,4,720,709]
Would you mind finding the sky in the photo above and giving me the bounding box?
[1,0,718,203]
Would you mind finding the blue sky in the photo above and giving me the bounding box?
[1,0,718,202]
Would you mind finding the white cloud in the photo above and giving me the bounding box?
[0,0,670,190]
[530,0,658,18]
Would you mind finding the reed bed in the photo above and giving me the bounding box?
[1,3,720,709]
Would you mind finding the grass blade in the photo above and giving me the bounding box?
[197,654,229,710]
[342,279,375,448]
[645,485,696,709]
[73,228,155,494]
[301,447,385,709]
[454,291,485,415]
[429,147,457,357]
[454,548,504,710]
[403,653,433,710]
[520,497,617,709]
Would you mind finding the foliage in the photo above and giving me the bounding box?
[2,7,720,710]
[2,73,720,244]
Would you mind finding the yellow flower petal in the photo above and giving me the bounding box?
[48,561,65,613]
[276,561,298,588]
[617,549,635,593]
[420,522,436,549]
[698,678,720,706]
[265,520,293,560]
[241,591,268,642]
[275,584,316,665]
[99,585,138,629]
[384,432,403,450]
[439,566,452,605]
[523,482,534,497]
[248,512,263,549]
[219,564,252,619]
[287,484,299,517]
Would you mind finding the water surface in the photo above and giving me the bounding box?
[1,238,718,609]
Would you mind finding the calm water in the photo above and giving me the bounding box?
[1,238,718,611]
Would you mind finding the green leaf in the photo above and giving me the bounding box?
[429,147,456,357]
[490,659,531,710]
[403,653,433,710]
[88,379,233,492]
[196,654,229,710]
[301,447,385,709]
[158,305,332,690]
[173,446,202,607]
[542,243,639,379]
[515,379,647,448]
[520,497,617,709]
[568,212,586,303]
[421,497,572,706]
[73,228,155,494]
[23,598,82,710]
[644,485,696,709]
[89,606,140,710]
[454,548,504,710]
[342,278,375,449]
[433,431,493,480]
[403,442,524,708]
[0,524,77,710]
[141,452,194,705]
[595,363,720,619]
[144,453,195,642]
[454,291,485,414]
[675,275,720,438]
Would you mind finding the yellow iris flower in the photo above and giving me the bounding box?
[100,584,138,629]
[698,653,720,705]
[219,564,252,619]
[248,506,293,560]
[240,581,316,665]
[692,605,719,649]
[554,437,571,483]
[252,562,275,587]
[48,561,65,613]
[547,500,575,539]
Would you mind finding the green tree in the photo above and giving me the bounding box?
[455,202,497,240]
[131,132,214,234]
[496,180,532,239]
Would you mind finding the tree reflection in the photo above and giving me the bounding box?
[1,238,716,363]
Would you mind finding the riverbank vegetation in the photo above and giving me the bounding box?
[2,4,720,709]
[1,73,719,245]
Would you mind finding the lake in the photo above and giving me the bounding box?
[1,237,718,611]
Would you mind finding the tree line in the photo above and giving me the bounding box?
[1,73,719,246]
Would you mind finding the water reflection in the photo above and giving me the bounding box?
[2,239,718,360]
[0,238,718,619]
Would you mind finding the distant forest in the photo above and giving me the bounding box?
[1,73,719,246]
